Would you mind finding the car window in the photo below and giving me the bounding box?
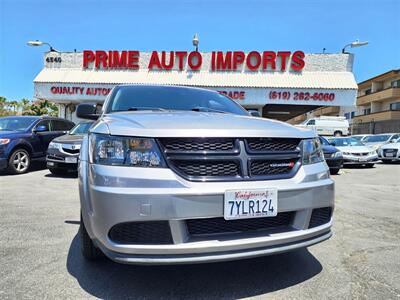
[319,136,330,146]
[364,135,391,143]
[307,120,315,125]
[390,134,399,140]
[35,120,50,131]
[52,120,74,131]
[331,137,363,147]
[69,122,94,135]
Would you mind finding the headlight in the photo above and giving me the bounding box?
[48,141,61,149]
[89,133,165,167]
[369,151,377,156]
[342,152,350,155]
[302,138,324,165]
[0,138,10,145]
[333,151,343,158]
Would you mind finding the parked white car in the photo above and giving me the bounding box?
[296,116,349,136]
[328,137,378,167]
[378,138,400,163]
[363,133,400,151]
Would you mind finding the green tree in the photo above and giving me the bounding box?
[0,96,6,115]
[22,99,58,116]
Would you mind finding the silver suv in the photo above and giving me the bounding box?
[77,85,334,265]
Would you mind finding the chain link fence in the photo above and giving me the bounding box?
[351,120,400,134]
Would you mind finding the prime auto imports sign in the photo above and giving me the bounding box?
[81,50,306,72]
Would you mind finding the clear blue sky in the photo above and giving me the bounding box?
[0,0,399,101]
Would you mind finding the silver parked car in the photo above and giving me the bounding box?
[378,138,400,163]
[77,85,334,265]
[328,137,378,167]
[363,133,400,151]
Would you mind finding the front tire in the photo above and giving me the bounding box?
[7,149,30,174]
[330,168,340,175]
[80,215,104,261]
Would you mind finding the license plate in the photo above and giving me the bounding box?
[65,157,78,163]
[47,162,54,166]
[359,157,367,162]
[385,153,394,157]
[224,189,278,220]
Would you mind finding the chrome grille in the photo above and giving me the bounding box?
[250,159,297,176]
[159,138,237,153]
[246,138,300,152]
[173,160,240,177]
[158,138,302,182]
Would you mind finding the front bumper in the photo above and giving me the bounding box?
[342,154,378,165]
[46,148,79,171]
[378,151,400,161]
[325,157,343,169]
[79,161,334,264]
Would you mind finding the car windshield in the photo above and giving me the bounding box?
[351,136,364,142]
[0,117,37,131]
[330,137,364,147]
[69,122,94,135]
[364,135,391,143]
[106,85,248,115]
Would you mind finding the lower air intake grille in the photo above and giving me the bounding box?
[186,212,295,236]
[309,207,332,228]
[108,221,173,245]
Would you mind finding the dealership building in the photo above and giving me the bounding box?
[33,50,358,123]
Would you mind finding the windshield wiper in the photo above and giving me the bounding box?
[126,107,168,112]
[191,106,227,114]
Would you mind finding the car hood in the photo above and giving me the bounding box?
[380,142,400,150]
[0,130,30,139]
[95,111,315,138]
[52,134,85,144]
[335,145,373,153]
[322,145,339,153]
[363,142,387,150]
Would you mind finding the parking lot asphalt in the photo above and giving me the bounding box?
[0,163,399,299]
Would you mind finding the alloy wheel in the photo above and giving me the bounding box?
[12,151,29,173]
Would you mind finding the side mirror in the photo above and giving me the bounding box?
[249,110,261,117]
[76,103,100,120]
[34,125,48,133]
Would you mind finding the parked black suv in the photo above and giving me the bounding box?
[0,116,75,174]
[319,136,343,175]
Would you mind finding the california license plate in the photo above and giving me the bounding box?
[359,157,367,162]
[224,189,278,220]
[386,153,394,157]
[65,157,78,163]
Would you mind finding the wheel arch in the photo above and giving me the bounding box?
[8,141,34,159]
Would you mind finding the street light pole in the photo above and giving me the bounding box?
[192,33,199,52]
[342,40,369,53]
[27,40,58,52]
